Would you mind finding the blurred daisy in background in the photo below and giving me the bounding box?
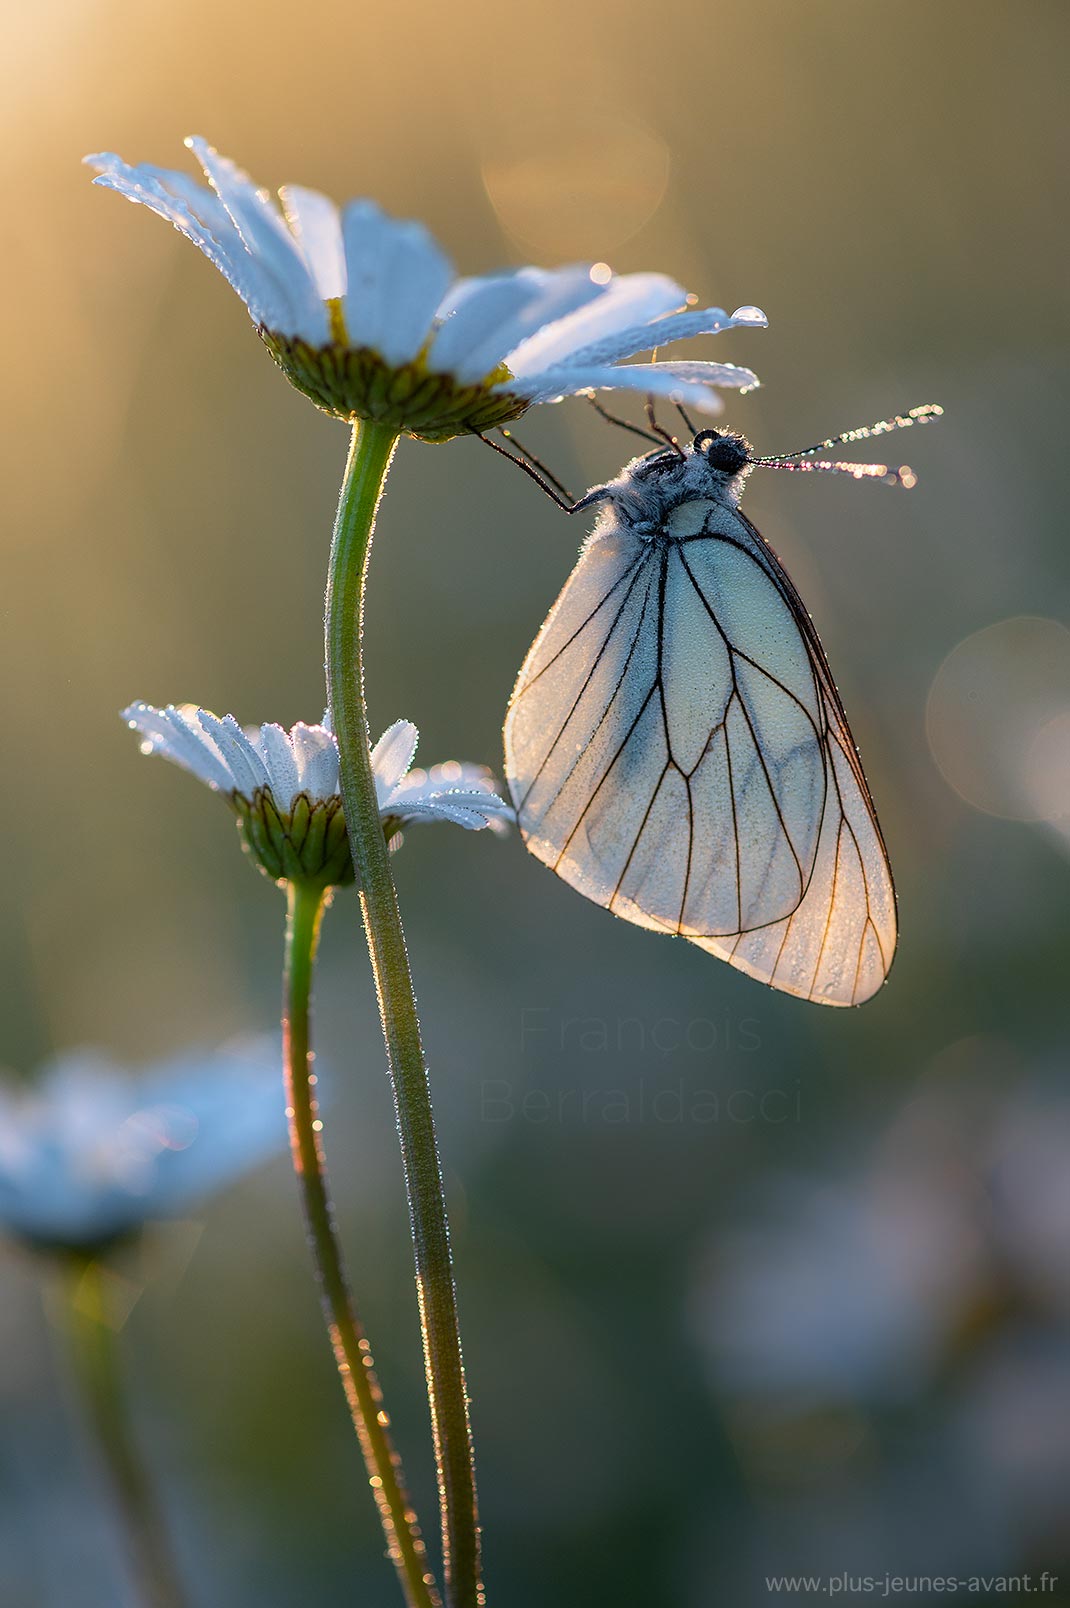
[86,139,764,441]
[691,1070,1070,1406]
[123,703,512,887]
[687,1062,1070,1582]
[0,1037,286,1256]
[0,1037,288,1608]
[693,1165,982,1406]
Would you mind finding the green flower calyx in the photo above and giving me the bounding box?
[232,786,361,890]
[259,324,528,443]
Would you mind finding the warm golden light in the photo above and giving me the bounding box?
[481,114,670,257]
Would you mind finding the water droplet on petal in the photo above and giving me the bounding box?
[731,305,768,326]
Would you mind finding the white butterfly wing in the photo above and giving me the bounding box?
[504,499,896,1006]
[505,522,664,910]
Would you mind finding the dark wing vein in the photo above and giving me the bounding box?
[553,682,660,870]
[507,548,648,706]
[676,544,818,916]
[735,511,890,843]
[513,555,656,816]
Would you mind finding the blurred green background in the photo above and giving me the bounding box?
[2,0,1069,1604]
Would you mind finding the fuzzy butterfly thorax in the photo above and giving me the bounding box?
[584,433,755,537]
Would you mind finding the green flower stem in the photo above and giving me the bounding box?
[63,1257,187,1608]
[325,420,482,1608]
[283,877,440,1608]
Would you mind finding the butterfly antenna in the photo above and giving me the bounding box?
[751,404,942,467]
[755,458,921,488]
[750,403,943,488]
[645,394,685,457]
[586,395,663,446]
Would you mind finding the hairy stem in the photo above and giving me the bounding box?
[324,420,482,1608]
[283,877,440,1608]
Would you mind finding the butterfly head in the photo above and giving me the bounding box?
[692,429,751,477]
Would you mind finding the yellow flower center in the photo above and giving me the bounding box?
[258,319,529,443]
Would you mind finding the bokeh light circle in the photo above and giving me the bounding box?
[481,115,670,258]
[925,615,1070,820]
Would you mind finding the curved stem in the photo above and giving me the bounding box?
[63,1257,188,1608]
[325,421,482,1608]
[283,878,440,1608]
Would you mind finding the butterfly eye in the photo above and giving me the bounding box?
[705,437,748,474]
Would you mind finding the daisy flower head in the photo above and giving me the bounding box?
[86,140,766,442]
[123,703,512,889]
[0,1038,285,1257]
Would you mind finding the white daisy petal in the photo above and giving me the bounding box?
[90,157,233,244]
[139,165,239,244]
[250,723,301,810]
[381,747,512,832]
[185,139,305,270]
[370,720,421,797]
[635,360,760,389]
[86,154,284,328]
[122,702,234,793]
[430,266,613,384]
[197,710,267,797]
[392,799,502,829]
[387,757,514,830]
[429,784,513,816]
[485,267,612,344]
[511,359,759,413]
[428,273,548,382]
[289,723,340,801]
[546,305,766,372]
[442,266,609,384]
[436,795,511,827]
[90,142,764,440]
[186,138,327,344]
[503,272,689,378]
[125,703,511,876]
[279,184,346,303]
[341,203,454,365]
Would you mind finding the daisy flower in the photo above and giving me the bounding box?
[123,702,512,888]
[0,1039,285,1255]
[86,139,765,441]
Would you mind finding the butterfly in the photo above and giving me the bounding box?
[494,403,941,1006]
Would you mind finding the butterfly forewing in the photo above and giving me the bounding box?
[505,494,897,1006]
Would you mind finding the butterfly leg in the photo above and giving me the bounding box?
[585,395,663,446]
[477,431,579,510]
